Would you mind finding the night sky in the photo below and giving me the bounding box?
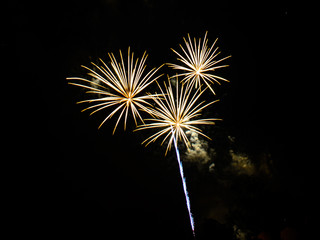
[7,1,312,239]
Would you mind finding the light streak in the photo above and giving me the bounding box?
[171,126,195,236]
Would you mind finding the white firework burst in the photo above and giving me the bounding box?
[168,32,231,94]
[137,77,221,154]
[67,47,163,133]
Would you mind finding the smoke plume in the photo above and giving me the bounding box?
[184,130,215,168]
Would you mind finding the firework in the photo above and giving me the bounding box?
[138,78,220,236]
[67,47,163,133]
[171,126,195,235]
[168,32,231,94]
[138,77,221,154]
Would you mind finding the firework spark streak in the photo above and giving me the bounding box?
[171,126,195,236]
[67,47,163,133]
[168,32,231,95]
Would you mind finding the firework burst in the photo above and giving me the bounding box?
[138,77,221,154]
[168,32,231,95]
[138,77,221,236]
[67,47,163,133]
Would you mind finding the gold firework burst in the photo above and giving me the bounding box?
[137,77,221,154]
[67,47,163,133]
[168,32,231,95]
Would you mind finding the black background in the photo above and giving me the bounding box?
[5,1,312,239]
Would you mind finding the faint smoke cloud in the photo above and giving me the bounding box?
[184,130,213,166]
[229,149,255,176]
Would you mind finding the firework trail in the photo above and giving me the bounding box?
[138,77,221,236]
[171,126,195,236]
